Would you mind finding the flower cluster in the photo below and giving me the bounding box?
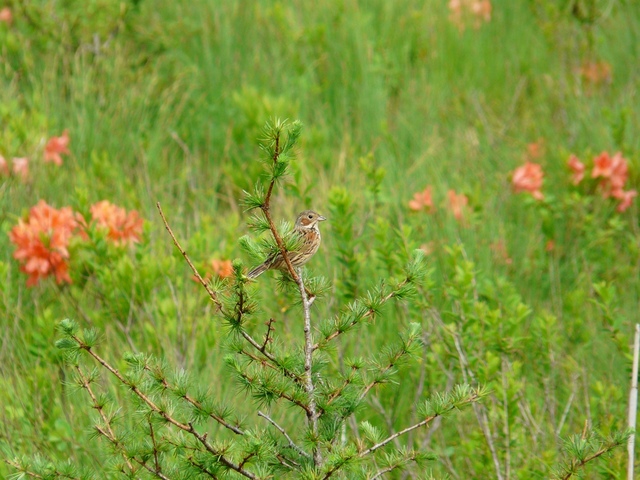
[512,162,544,200]
[0,156,29,181]
[573,151,637,212]
[448,0,492,30]
[9,201,80,287]
[9,200,144,287]
[1,131,71,182]
[511,149,636,213]
[44,130,71,166]
[90,200,144,246]
[409,186,469,221]
[0,7,11,24]
[579,61,612,87]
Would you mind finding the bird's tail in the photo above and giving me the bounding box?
[247,262,268,279]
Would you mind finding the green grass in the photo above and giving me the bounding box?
[1,0,639,477]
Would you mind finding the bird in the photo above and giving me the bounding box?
[247,210,326,279]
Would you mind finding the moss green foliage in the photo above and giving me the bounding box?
[1,0,639,478]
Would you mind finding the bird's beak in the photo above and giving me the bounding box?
[318,215,327,221]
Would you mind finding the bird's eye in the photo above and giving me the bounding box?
[308,214,313,219]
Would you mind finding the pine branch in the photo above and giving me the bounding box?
[143,364,245,436]
[74,365,135,473]
[369,451,423,480]
[70,333,258,479]
[251,120,321,465]
[358,388,483,458]
[553,430,629,480]
[557,446,616,480]
[258,410,311,459]
[75,366,174,479]
[4,460,82,479]
[314,279,408,351]
[4,461,45,479]
[233,288,305,386]
[231,364,312,415]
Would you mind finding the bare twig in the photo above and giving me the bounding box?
[371,457,419,480]
[149,421,161,475]
[261,318,276,350]
[258,410,311,459]
[556,390,576,437]
[296,268,321,465]
[156,202,223,311]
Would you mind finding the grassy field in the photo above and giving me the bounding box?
[1,0,639,478]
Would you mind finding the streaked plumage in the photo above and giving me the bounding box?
[248,210,326,278]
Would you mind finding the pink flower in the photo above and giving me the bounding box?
[471,0,492,22]
[44,130,70,166]
[613,189,637,213]
[0,155,9,176]
[211,259,234,279]
[409,186,434,212]
[608,152,628,192]
[512,162,544,200]
[527,140,545,160]
[567,154,585,185]
[592,151,629,198]
[447,189,469,221]
[12,157,29,181]
[0,7,12,25]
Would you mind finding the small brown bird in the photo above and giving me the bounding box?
[247,210,326,278]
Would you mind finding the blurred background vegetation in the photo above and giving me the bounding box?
[1,0,639,477]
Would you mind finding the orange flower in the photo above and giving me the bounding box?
[591,151,615,179]
[12,157,29,181]
[512,162,544,200]
[592,151,629,198]
[447,189,469,221]
[0,155,8,176]
[44,130,70,166]
[608,152,628,193]
[449,0,492,30]
[567,154,585,185]
[90,200,144,246]
[409,186,434,212]
[0,7,12,24]
[9,200,79,286]
[471,1,492,23]
[614,189,637,213]
[527,139,545,160]
[579,61,612,86]
[211,259,234,279]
